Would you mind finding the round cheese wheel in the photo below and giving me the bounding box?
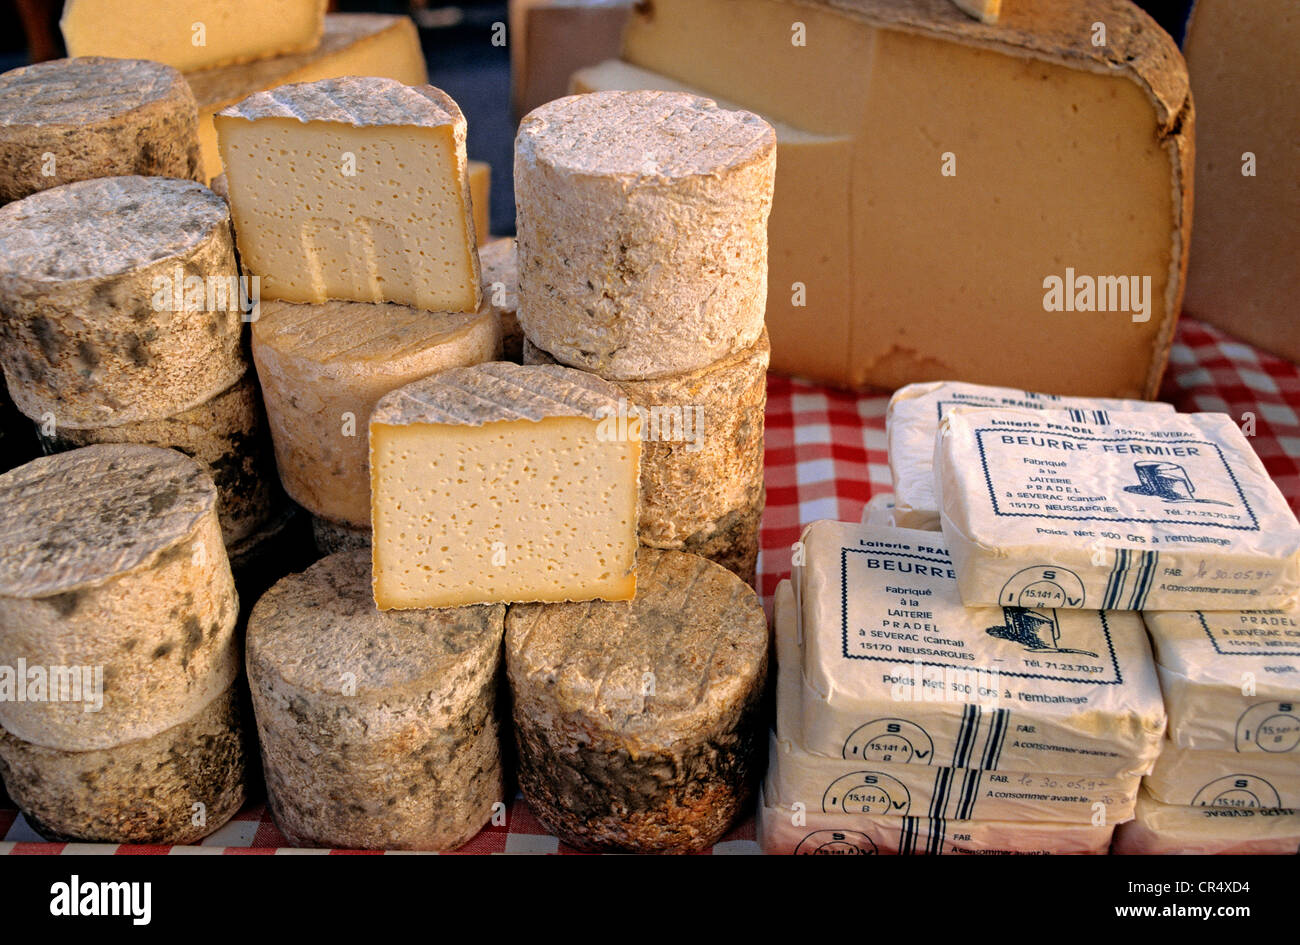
[246,550,506,850]
[515,90,774,380]
[505,548,769,852]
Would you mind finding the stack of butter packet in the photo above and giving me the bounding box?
[764,379,1300,854]
[926,381,1300,854]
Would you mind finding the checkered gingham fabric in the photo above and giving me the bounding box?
[3,317,1297,855]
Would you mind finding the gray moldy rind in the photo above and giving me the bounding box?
[0,683,248,844]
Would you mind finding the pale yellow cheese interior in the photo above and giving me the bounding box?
[371,417,639,609]
[468,160,490,244]
[62,0,324,73]
[620,0,1179,397]
[218,118,479,311]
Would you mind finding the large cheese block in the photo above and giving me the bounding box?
[935,407,1300,611]
[61,0,326,73]
[0,176,245,428]
[515,90,774,380]
[369,363,640,609]
[251,298,500,528]
[1112,789,1300,855]
[217,77,482,312]
[0,446,239,751]
[505,549,768,853]
[1182,1,1299,363]
[479,237,521,362]
[618,0,1193,396]
[570,59,853,387]
[887,381,1174,531]
[35,372,278,547]
[1144,607,1300,754]
[524,332,768,584]
[509,0,632,119]
[756,789,1114,855]
[795,520,1166,776]
[246,551,505,851]
[0,57,202,204]
[187,13,428,182]
[768,580,1139,825]
[1145,743,1300,810]
[0,683,247,845]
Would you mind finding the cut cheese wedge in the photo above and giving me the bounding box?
[795,520,1166,776]
[886,381,1173,531]
[61,0,326,73]
[217,77,481,312]
[617,0,1192,396]
[935,407,1300,611]
[187,13,428,181]
[1143,607,1300,753]
[769,581,1140,825]
[369,363,640,609]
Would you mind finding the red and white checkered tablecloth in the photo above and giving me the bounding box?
[2,316,1297,855]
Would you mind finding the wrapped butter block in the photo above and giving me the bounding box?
[1112,789,1300,855]
[887,381,1173,530]
[757,788,1113,855]
[795,520,1166,776]
[768,581,1139,825]
[1143,607,1300,753]
[1145,743,1300,809]
[935,408,1300,611]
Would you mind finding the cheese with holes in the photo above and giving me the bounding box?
[570,59,853,386]
[936,407,1300,611]
[370,363,639,609]
[515,90,774,380]
[311,516,370,555]
[887,381,1174,531]
[505,549,767,853]
[757,789,1114,855]
[0,58,202,204]
[35,372,278,547]
[618,0,1192,395]
[252,298,499,528]
[510,0,632,119]
[767,580,1139,824]
[247,550,505,850]
[1145,743,1300,810]
[862,493,897,528]
[480,237,521,362]
[187,13,428,181]
[0,682,247,844]
[0,446,238,751]
[0,176,245,427]
[217,77,481,312]
[523,332,768,585]
[1182,1,1299,363]
[61,0,326,73]
[1143,607,1300,753]
[1113,789,1300,855]
[795,520,1165,775]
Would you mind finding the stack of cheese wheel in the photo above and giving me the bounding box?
[516,90,774,586]
[0,171,282,557]
[1111,608,1300,854]
[0,445,247,843]
[217,77,501,554]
